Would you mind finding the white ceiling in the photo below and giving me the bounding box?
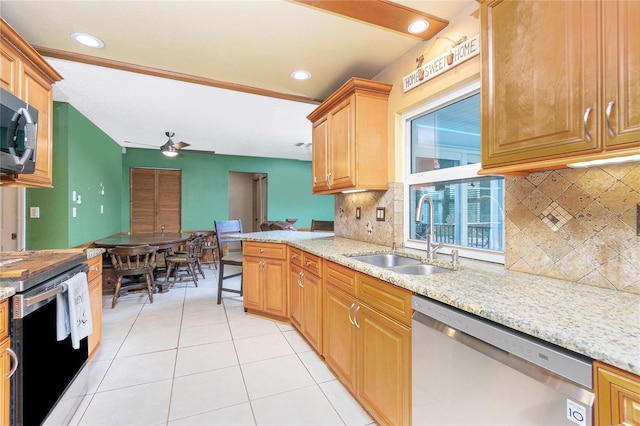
[1,0,473,161]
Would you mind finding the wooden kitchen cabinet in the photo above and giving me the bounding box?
[594,361,640,426]
[1,299,11,426]
[289,247,323,352]
[479,0,640,175]
[0,18,62,188]
[86,256,103,359]
[243,242,288,320]
[307,78,392,194]
[323,261,412,426]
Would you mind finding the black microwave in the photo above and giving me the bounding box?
[1,87,38,174]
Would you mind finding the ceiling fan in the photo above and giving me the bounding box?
[125,132,215,157]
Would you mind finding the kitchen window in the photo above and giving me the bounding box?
[404,81,505,263]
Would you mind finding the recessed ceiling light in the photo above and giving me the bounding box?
[408,20,429,34]
[70,32,105,48]
[291,70,311,81]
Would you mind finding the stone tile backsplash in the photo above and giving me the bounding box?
[505,163,640,294]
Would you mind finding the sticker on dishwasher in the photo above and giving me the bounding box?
[566,399,586,426]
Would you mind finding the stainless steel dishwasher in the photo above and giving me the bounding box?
[412,295,594,426]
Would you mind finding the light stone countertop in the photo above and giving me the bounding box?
[0,286,15,301]
[239,231,640,376]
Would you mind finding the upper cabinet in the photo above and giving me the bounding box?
[307,78,392,194]
[479,0,640,175]
[0,18,62,188]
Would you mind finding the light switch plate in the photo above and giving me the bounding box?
[72,207,77,218]
[29,207,40,218]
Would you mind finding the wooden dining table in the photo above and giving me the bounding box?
[94,232,191,293]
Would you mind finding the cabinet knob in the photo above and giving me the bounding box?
[259,248,264,253]
[305,261,311,267]
[92,266,99,271]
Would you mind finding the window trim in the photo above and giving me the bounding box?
[401,80,505,264]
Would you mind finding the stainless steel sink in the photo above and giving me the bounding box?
[349,253,422,268]
[387,264,453,275]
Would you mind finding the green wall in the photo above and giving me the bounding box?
[121,148,334,231]
[26,103,123,248]
[25,102,333,249]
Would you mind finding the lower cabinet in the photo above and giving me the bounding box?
[87,256,103,358]
[1,299,11,426]
[243,242,288,320]
[323,261,411,426]
[594,361,640,425]
[289,247,323,353]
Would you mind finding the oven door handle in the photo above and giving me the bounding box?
[6,347,18,379]
[24,283,67,307]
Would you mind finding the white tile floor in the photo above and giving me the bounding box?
[69,266,375,426]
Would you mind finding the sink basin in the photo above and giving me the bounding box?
[349,253,422,268]
[387,264,453,275]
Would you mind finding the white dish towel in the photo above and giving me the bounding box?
[55,271,93,349]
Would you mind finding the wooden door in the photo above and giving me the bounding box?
[602,0,640,149]
[357,304,411,426]
[290,263,303,329]
[130,168,181,233]
[328,96,355,190]
[323,285,357,394]
[481,0,599,167]
[301,271,323,353]
[311,117,329,192]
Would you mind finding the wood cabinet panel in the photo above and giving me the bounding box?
[357,273,413,326]
[290,263,303,329]
[325,261,356,296]
[289,248,323,352]
[358,304,411,426]
[595,361,640,425]
[243,243,288,319]
[0,18,61,188]
[0,299,6,340]
[323,285,358,394]
[87,256,103,358]
[307,78,391,194]
[0,337,10,426]
[480,0,640,174]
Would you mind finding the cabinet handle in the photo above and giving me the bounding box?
[326,172,332,188]
[305,261,312,267]
[583,105,594,142]
[348,303,356,325]
[291,254,298,260]
[6,347,18,379]
[298,271,304,287]
[605,98,616,138]
[92,266,99,271]
[353,305,361,329]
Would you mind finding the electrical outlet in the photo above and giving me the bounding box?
[72,207,77,218]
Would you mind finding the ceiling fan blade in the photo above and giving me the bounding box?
[173,141,191,150]
[182,149,216,155]
[124,140,158,148]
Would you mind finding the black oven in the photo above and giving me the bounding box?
[9,261,89,426]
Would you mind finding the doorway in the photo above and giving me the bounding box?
[228,172,267,232]
[130,168,182,233]
[0,186,25,251]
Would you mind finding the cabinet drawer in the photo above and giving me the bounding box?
[289,246,303,268]
[302,252,322,277]
[87,256,103,282]
[244,242,286,260]
[325,261,356,297]
[357,273,413,326]
[595,361,640,425]
[0,300,7,340]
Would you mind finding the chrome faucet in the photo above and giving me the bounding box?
[415,194,442,259]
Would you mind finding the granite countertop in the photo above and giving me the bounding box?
[239,231,640,376]
[85,247,106,259]
[0,287,15,301]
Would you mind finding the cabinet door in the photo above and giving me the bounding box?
[88,277,102,357]
[290,264,303,329]
[19,66,54,187]
[0,337,10,426]
[357,304,411,426]
[312,117,330,192]
[481,0,599,167]
[0,39,20,94]
[130,168,181,233]
[323,285,357,394]
[301,271,322,353]
[328,96,355,190]
[602,0,640,149]
[242,256,263,311]
[263,258,287,317]
[595,361,640,425]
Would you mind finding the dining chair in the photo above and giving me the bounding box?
[214,219,244,305]
[310,219,334,232]
[164,236,204,286]
[108,245,159,308]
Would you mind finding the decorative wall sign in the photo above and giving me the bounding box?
[403,33,480,93]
